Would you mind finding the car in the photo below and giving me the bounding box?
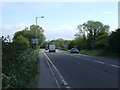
[49,44,56,52]
[71,48,79,53]
[45,48,48,50]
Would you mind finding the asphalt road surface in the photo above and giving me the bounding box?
[43,49,120,88]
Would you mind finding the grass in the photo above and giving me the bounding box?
[60,48,70,52]
[80,50,120,59]
[80,50,102,56]
[48,48,119,59]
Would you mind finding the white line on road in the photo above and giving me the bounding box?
[64,52,120,68]
[43,52,71,89]
[92,60,105,64]
[43,52,60,88]
[110,64,119,68]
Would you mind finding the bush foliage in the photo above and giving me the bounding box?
[2,39,39,88]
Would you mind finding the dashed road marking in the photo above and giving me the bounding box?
[63,52,120,68]
[92,60,105,64]
[110,64,119,68]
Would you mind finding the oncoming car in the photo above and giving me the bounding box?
[49,44,56,52]
[71,48,79,53]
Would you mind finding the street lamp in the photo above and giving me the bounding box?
[35,16,44,50]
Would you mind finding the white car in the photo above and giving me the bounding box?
[49,44,56,52]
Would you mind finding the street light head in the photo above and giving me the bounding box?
[36,17,38,19]
[41,16,44,18]
[36,16,44,19]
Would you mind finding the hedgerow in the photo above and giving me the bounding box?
[2,41,39,88]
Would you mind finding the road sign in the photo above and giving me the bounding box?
[91,39,95,50]
[31,39,38,44]
[64,45,68,48]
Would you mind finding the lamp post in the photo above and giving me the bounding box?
[35,16,44,50]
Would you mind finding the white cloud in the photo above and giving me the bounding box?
[43,24,78,41]
[109,24,118,31]
[1,23,31,39]
[104,11,113,14]
[1,24,78,41]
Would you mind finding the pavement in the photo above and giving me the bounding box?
[32,51,57,88]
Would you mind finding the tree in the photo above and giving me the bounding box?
[95,33,109,49]
[77,20,110,50]
[108,28,120,53]
[68,40,76,49]
[48,38,71,49]
[13,25,45,49]
[14,35,30,49]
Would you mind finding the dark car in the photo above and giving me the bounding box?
[71,48,79,53]
[45,47,48,50]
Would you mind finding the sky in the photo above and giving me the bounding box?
[0,1,119,41]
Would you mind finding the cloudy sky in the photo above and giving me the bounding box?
[0,0,119,41]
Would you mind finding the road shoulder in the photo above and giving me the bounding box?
[32,51,57,88]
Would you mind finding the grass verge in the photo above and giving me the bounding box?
[80,50,120,58]
[59,48,70,52]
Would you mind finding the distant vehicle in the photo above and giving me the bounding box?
[71,48,79,53]
[45,47,48,50]
[45,45,48,50]
[49,44,56,52]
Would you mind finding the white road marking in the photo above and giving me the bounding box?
[92,60,105,64]
[43,52,71,89]
[86,58,90,61]
[63,52,120,68]
[110,64,119,68]
[42,52,60,88]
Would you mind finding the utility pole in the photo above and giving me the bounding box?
[35,16,44,50]
[36,17,38,50]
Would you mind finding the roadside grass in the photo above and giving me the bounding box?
[60,48,119,58]
[38,49,41,52]
[80,50,120,59]
[60,48,70,52]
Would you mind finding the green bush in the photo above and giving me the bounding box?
[14,35,30,50]
[2,41,39,88]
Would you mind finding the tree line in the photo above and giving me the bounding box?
[48,20,120,54]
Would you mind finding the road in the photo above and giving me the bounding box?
[43,49,119,88]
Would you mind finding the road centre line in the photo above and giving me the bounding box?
[43,52,71,89]
[110,64,119,68]
[64,53,120,68]
[92,60,105,64]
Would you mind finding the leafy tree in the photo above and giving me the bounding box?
[95,33,109,49]
[68,40,76,49]
[13,25,45,49]
[77,20,110,50]
[108,28,120,53]
[48,38,71,49]
[74,36,87,50]
[14,35,30,49]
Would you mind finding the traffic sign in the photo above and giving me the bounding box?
[31,39,38,44]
